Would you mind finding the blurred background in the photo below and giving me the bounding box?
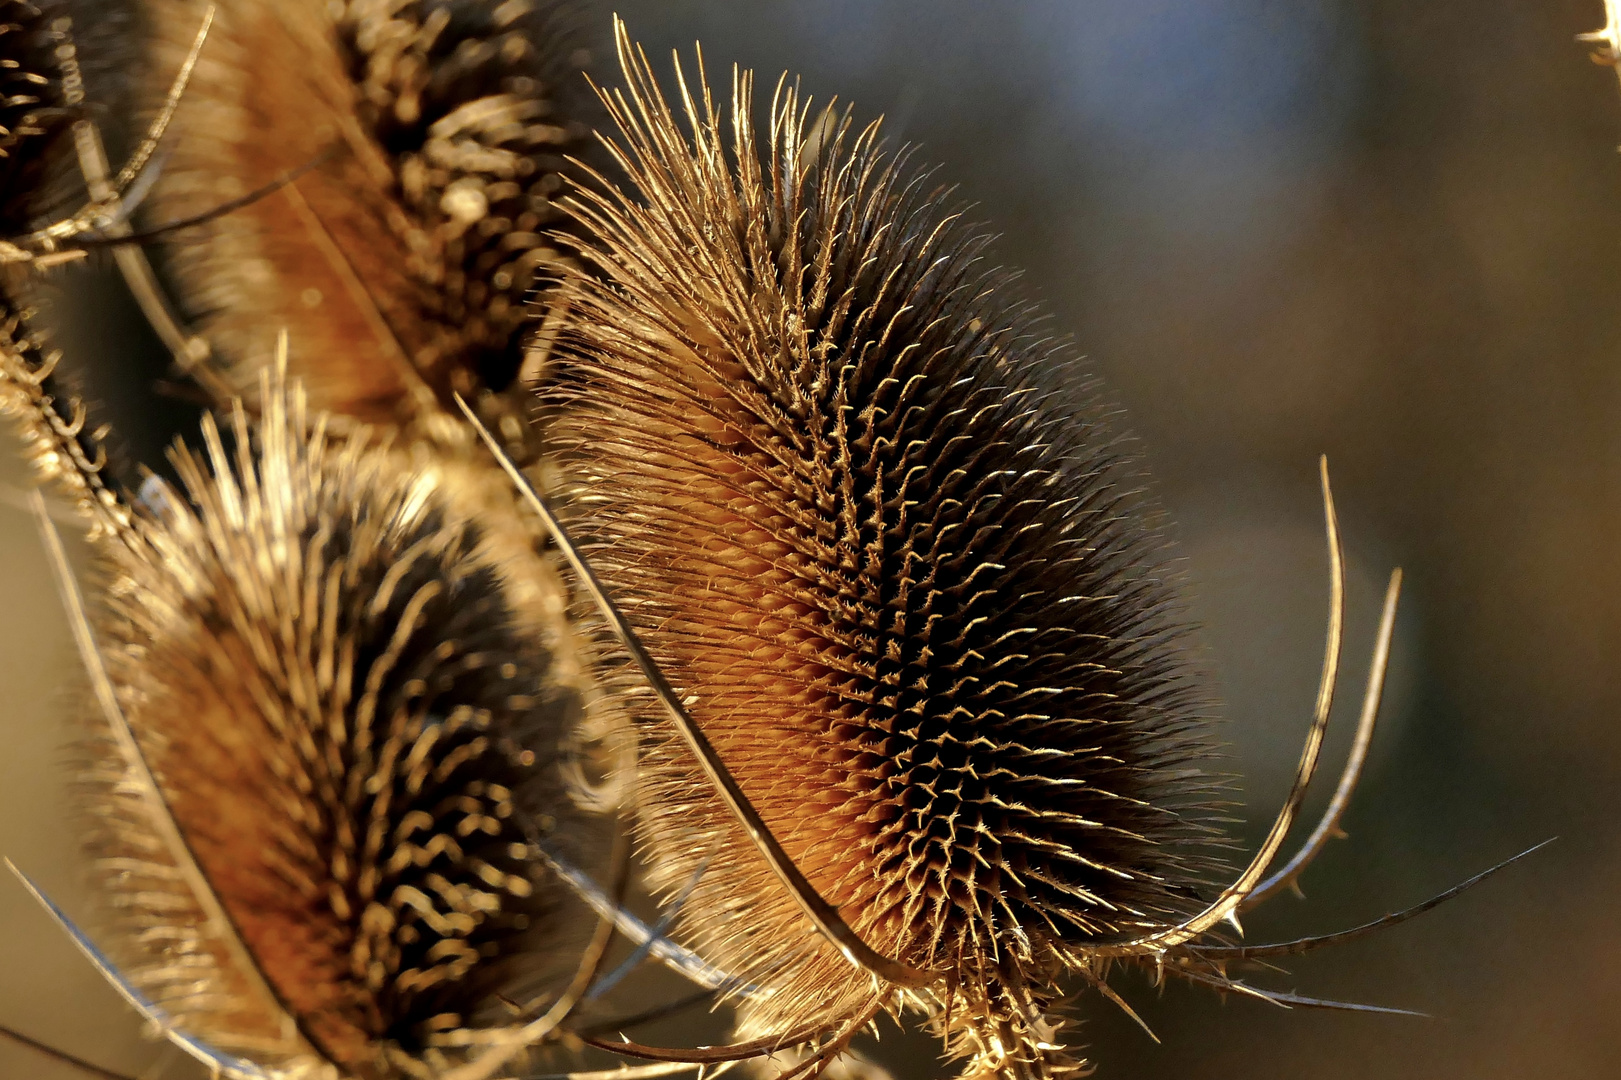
[4,1,1619,1077]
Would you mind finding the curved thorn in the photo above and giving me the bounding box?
[1094,456,1346,956]
[455,393,935,989]
[1177,966,1425,1016]
[4,861,273,1079]
[110,5,214,193]
[1080,972,1159,1044]
[1244,566,1403,911]
[766,995,892,1080]
[1186,839,1553,960]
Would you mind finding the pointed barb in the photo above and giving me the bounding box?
[1187,839,1553,961]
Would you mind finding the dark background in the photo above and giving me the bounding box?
[4,1,1619,1077]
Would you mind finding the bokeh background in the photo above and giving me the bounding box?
[4,1,1620,1077]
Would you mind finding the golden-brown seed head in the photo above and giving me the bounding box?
[139,0,600,425]
[542,36,1227,1078]
[79,380,612,1079]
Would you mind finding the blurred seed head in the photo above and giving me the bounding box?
[136,0,604,428]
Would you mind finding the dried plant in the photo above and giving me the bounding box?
[522,26,1434,1079]
[0,4,1541,1080]
[132,0,604,429]
[56,371,622,1080]
[1,5,644,1079]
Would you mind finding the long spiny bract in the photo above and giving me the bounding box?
[540,32,1228,1078]
[74,375,618,1079]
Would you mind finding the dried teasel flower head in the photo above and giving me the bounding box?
[2,351,629,1079]
[136,0,605,429]
[536,28,1259,1078]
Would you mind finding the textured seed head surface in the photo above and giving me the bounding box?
[77,382,613,1079]
[542,42,1228,1077]
[137,0,601,424]
[0,0,71,228]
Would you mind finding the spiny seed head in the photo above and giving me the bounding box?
[139,0,600,423]
[328,0,602,394]
[541,35,1227,1077]
[77,379,616,1079]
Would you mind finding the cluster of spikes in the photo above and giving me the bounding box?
[0,3,1539,1079]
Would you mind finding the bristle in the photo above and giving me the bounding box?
[0,1,130,538]
[76,377,617,1077]
[137,0,601,427]
[0,308,131,537]
[540,36,1226,1078]
[0,1,73,226]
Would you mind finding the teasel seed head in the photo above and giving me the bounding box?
[137,0,602,429]
[68,373,619,1079]
[539,30,1228,1077]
